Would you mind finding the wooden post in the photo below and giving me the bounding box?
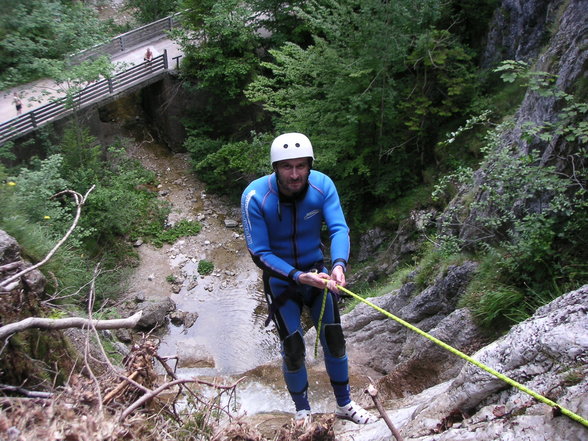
[366,384,404,441]
[163,49,169,70]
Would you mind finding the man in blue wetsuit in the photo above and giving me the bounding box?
[241,133,377,424]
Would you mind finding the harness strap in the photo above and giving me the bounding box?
[263,261,324,328]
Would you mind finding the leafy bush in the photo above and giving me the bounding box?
[147,220,203,248]
[8,155,73,235]
[186,134,269,197]
[197,259,214,275]
[0,130,179,305]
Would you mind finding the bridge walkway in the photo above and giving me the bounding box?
[0,18,184,145]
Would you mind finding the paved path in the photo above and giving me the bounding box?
[0,35,183,125]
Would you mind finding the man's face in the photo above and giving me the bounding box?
[275,158,311,196]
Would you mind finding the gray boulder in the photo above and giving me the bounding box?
[136,297,177,331]
[403,284,588,440]
[0,230,21,264]
[0,230,45,295]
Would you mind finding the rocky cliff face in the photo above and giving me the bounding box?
[337,285,588,441]
[456,0,587,244]
[481,0,566,68]
[343,262,486,398]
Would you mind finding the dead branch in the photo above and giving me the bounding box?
[0,185,95,291]
[0,311,143,340]
[0,262,22,273]
[0,397,51,408]
[120,377,246,422]
[155,354,179,379]
[120,379,200,421]
[103,371,141,405]
[84,262,105,410]
[0,384,53,399]
[366,383,404,441]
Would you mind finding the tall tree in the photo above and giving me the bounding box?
[246,0,445,211]
[124,0,179,24]
[176,0,262,137]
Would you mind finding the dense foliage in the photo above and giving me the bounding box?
[438,63,588,328]
[124,0,179,24]
[0,127,198,304]
[0,0,115,89]
[175,0,486,225]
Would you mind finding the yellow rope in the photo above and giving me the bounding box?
[314,286,329,358]
[337,284,588,428]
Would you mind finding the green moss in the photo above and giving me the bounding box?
[198,259,214,275]
[137,219,202,248]
[0,330,77,388]
[411,241,467,290]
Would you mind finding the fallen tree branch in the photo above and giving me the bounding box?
[103,371,141,405]
[0,384,54,399]
[120,377,247,421]
[0,397,51,407]
[0,262,22,273]
[366,383,404,441]
[120,379,200,421]
[0,185,95,291]
[0,311,143,340]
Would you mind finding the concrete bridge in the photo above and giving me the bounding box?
[0,14,184,146]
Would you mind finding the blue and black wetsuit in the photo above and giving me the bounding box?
[241,170,352,411]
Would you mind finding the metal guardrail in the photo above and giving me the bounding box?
[69,13,183,64]
[0,51,175,146]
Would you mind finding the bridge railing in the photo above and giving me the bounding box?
[0,52,174,146]
[69,12,183,64]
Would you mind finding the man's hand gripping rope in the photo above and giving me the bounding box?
[298,266,346,295]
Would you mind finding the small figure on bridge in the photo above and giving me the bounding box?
[12,92,22,116]
[144,47,154,70]
[144,47,154,72]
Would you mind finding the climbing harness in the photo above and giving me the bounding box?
[336,284,588,428]
[314,286,329,358]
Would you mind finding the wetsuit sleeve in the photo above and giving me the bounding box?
[322,177,350,271]
[241,188,303,283]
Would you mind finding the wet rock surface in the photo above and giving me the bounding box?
[333,285,588,441]
[344,262,485,392]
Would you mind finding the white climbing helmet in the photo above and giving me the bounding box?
[270,133,314,166]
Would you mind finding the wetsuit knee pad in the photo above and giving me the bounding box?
[324,324,346,358]
[283,331,305,371]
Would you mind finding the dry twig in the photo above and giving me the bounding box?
[366,382,404,441]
